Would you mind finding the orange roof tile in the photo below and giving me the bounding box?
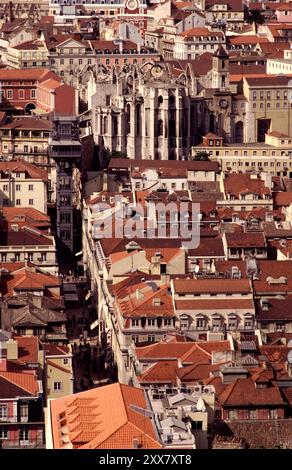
[50,383,161,449]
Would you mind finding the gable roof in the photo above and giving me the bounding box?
[50,383,161,449]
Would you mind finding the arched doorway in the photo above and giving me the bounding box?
[25,103,36,114]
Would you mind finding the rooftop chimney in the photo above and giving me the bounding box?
[8,1,13,23]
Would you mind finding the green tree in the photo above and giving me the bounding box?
[245,8,265,34]
[192,151,210,161]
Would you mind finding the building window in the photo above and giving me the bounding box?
[1,254,7,262]
[20,404,29,419]
[18,90,24,99]
[15,253,20,262]
[41,253,47,262]
[54,381,62,392]
[29,199,33,205]
[0,405,8,418]
[16,184,21,191]
[269,409,278,419]
[228,410,237,420]
[7,90,13,99]
[27,253,33,262]
[20,429,29,441]
[0,428,8,439]
[29,184,33,191]
[249,409,257,419]
[147,319,155,326]
[63,358,68,365]
[16,199,21,205]
[132,319,139,327]
[148,335,155,342]
[31,90,36,99]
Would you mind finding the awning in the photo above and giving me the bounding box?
[90,319,99,330]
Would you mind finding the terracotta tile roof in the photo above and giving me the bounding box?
[0,268,60,297]
[205,0,244,11]
[0,159,47,180]
[180,27,224,38]
[223,173,271,198]
[259,345,292,363]
[14,335,39,363]
[0,117,53,130]
[245,74,292,87]
[0,371,39,397]
[175,298,254,310]
[116,284,175,319]
[50,383,161,449]
[44,344,70,356]
[0,228,54,249]
[188,237,225,257]
[108,158,219,172]
[138,361,179,384]
[228,35,270,45]
[0,68,52,81]
[273,192,292,207]
[218,378,285,407]
[177,362,224,382]
[173,278,252,294]
[135,342,194,360]
[225,232,266,248]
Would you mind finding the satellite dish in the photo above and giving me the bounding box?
[288,350,292,364]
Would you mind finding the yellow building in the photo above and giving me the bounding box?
[44,344,74,400]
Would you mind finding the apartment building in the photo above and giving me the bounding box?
[204,0,245,32]
[0,227,58,274]
[44,344,74,401]
[0,160,47,213]
[0,69,77,115]
[0,118,56,203]
[0,331,44,449]
[5,39,49,69]
[172,278,255,336]
[192,132,292,178]
[174,27,225,60]
[48,36,95,88]
[217,173,274,212]
[267,45,292,75]
[243,75,292,142]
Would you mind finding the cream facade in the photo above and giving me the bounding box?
[0,167,47,213]
[45,349,74,400]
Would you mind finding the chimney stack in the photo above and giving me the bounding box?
[9,1,13,23]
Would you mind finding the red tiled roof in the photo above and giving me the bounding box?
[175,298,254,310]
[218,378,285,407]
[138,361,179,384]
[0,371,39,397]
[0,268,60,297]
[180,27,224,38]
[44,344,70,356]
[0,117,53,130]
[225,232,266,248]
[50,383,161,449]
[14,335,39,363]
[0,159,47,181]
[173,278,252,294]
